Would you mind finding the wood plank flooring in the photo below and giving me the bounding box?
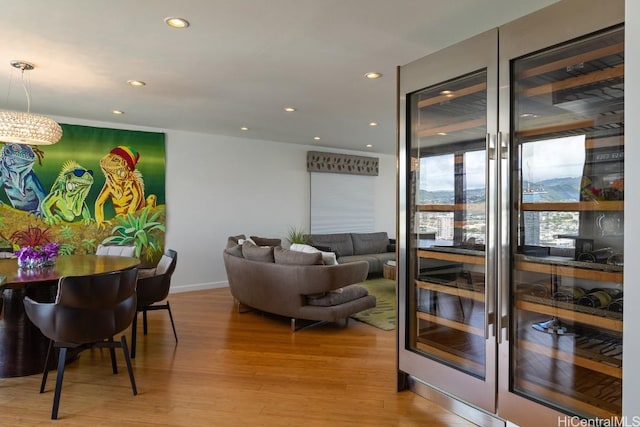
[0,288,477,426]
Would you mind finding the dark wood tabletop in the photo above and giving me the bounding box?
[0,254,140,378]
[0,254,140,288]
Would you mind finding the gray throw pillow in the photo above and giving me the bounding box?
[274,247,322,265]
[242,241,275,262]
[306,285,369,306]
[225,244,244,258]
[227,234,246,247]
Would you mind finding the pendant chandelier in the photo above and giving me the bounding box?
[0,60,62,145]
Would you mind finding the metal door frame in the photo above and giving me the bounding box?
[397,28,499,414]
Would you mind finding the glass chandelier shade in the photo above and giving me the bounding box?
[0,60,62,145]
[0,110,62,145]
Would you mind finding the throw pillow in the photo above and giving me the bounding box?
[227,234,246,246]
[225,244,244,258]
[306,285,369,306]
[250,236,282,247]
[321,251,338,265]
[274,247,322,265]
[242,241,275,262]
[155,254,174,275]
[289,243,318,253]
[289,243,338,265]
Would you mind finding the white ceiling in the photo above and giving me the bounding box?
[0,0,558,155]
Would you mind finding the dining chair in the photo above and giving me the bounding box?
[131,249,178,358]
[0,247,14,259]
[95,244,137,257]
[23,268,139,420]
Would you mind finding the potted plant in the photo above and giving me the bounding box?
[287,226,310,245]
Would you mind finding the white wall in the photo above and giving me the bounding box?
[623,0,639,419]
[50,115,396,292]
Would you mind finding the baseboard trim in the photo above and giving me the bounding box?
[170,281,229,294]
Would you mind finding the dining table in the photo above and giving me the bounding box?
[0,254,140,378]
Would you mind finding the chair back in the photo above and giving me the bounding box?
[156,249,178,275]
[96,244,137,257]
[136,249,177,307]
[24,268,138,344]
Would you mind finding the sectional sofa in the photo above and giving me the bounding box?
[308,232,396,276]
[223,235,376,330]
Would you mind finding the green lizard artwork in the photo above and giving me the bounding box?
[41,160,95,225]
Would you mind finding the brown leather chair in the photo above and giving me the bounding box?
[131,249,177,358]
[23,268,139,420]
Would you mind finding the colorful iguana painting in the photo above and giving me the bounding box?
[95,145,155,226]
[0,143,46,214]
[41,160,94,225]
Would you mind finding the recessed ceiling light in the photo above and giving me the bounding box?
[240,126,249,131]
[364,72,382,79]
[366,144,373,148]
[284,107,296,112]
[127,80,146,87]
[437,132,447,136]
[440,90,454,97]
[313,136,321,140]
[369,122,378,127]
[164,17,190,28]
[520,113,539,118]
[112,110,124,115]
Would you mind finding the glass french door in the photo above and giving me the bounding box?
[398,29,498,413]
[499,23,624,423]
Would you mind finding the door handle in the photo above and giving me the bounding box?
[485,133,495,340]
[497,131,509,344]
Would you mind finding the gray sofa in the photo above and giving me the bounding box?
[308,232,396,276]
[223,236,376,330]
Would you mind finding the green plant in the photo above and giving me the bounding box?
[59,225,74,240]
[102,207,165,261]
[58,242,75,256]
[287,226,310,245]
[81,238,97,254]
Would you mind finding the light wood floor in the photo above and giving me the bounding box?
[0,288,477,426]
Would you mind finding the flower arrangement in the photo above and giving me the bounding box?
[15,243,60,269]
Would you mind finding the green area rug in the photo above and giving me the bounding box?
[351,278,396,331]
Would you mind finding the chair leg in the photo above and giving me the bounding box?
[143,309,148,335]
[119,335,137,396]
[40,339,54,393]
[51,347,67,420]
[131,311,138,359]
[167,301,178,342]
[108,337,118,374]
